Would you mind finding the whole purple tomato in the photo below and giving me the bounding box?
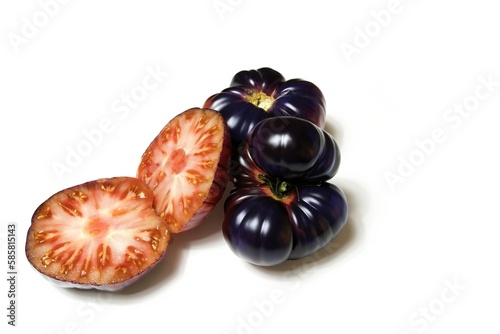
[223,117,347,266]
[203,67,326,149]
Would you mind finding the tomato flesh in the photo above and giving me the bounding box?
[137,108,231,233]
[26,177,170,291]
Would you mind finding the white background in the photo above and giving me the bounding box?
[1,0,499,333]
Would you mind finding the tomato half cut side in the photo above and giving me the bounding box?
[25,177,170,291]
[137,107,231,233]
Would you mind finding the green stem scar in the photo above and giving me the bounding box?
[247,91,274,111]
[258,174,293,199]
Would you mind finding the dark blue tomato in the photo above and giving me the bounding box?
[222,181,348,266]
[223,188,293,266]
[246,116,340,183]
[230,67,285,95]
[203,67,326,150]
[287,183,348,260]
[222,117,347,266]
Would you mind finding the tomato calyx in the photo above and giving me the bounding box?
[246,91,274,111]
[258,174,294,200]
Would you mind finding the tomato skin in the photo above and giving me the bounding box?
[246,116,340,182]
[287,183,348,260]
[222,117,348,266]
[203,67,326,149]
[223,183,347,266]
[230,67,285,94]
[223,188,293,266]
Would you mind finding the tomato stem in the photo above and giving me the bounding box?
[258,174,293,199]
[247,91,274,111]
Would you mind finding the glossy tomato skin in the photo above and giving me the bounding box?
[230,67,285,94]
[223,117,347,266]
[223,188,293,266]
[223,183,347,266]
[287,183,348,260]
[246,116,340,182]
[203,67,326,149]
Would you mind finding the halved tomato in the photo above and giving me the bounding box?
[137,108,231,233]
[25,177,170,291]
